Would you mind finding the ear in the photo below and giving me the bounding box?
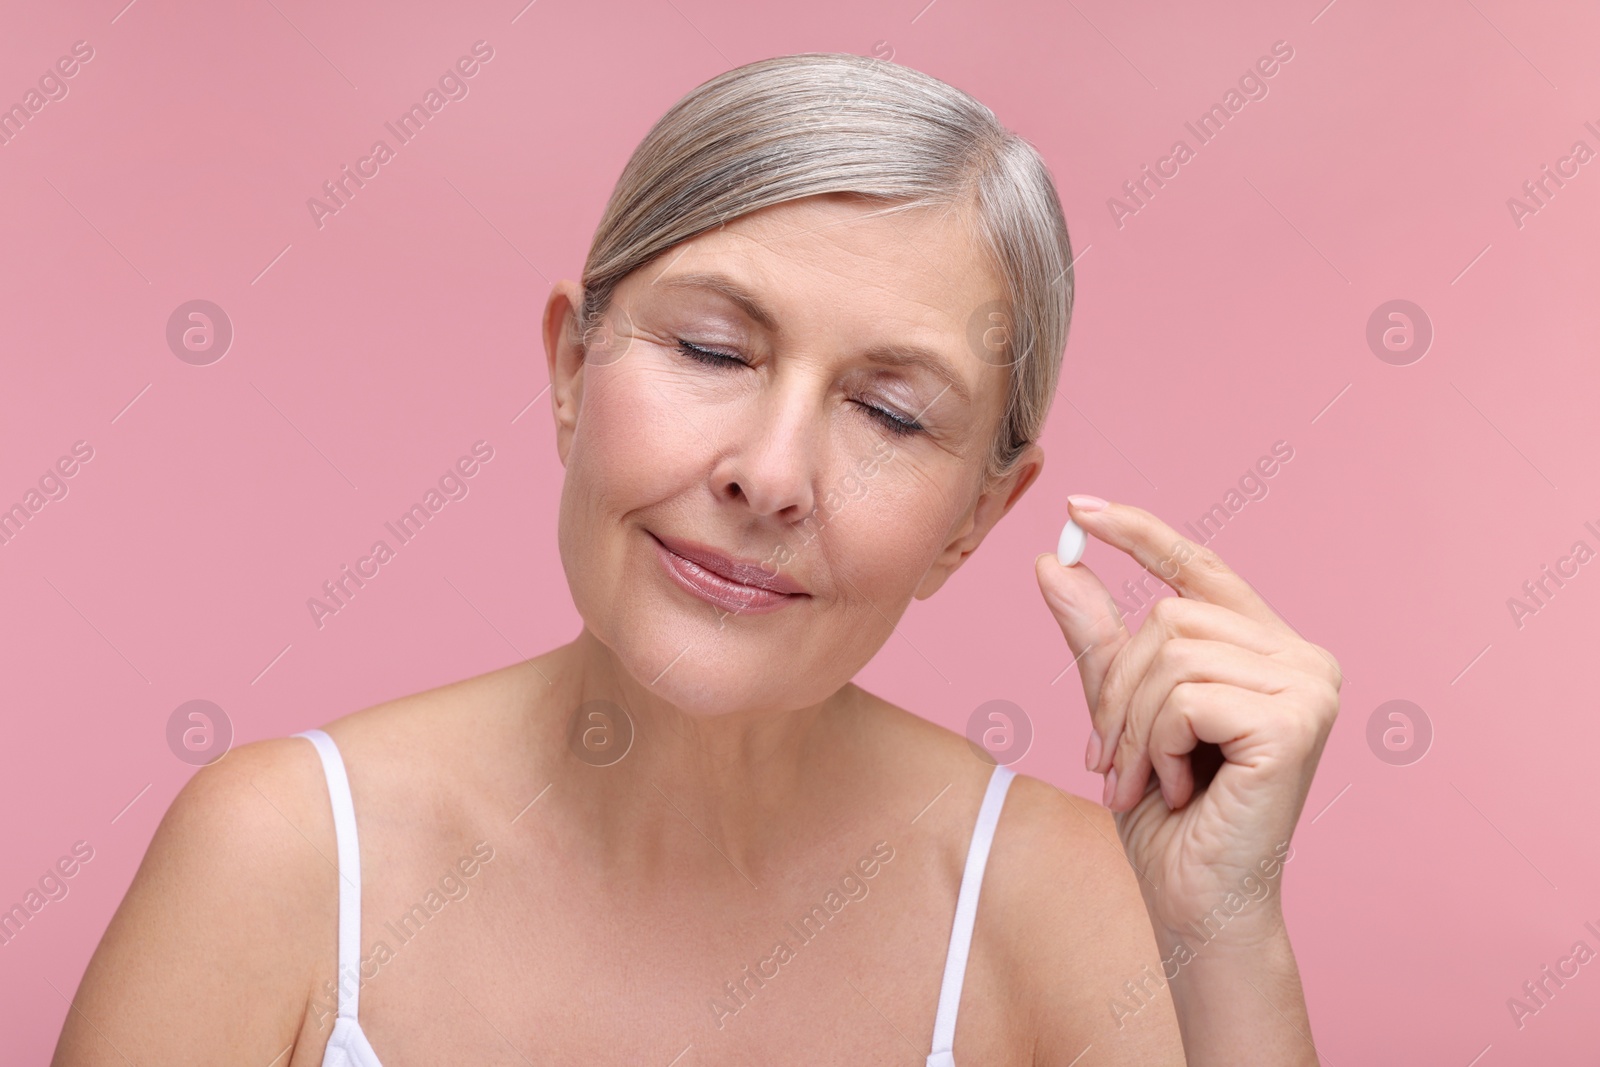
[543,279,586,468]
[914,442,1045,600]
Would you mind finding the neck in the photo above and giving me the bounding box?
[537,628,858,880]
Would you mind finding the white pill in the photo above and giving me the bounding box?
[1057,518,1087,566]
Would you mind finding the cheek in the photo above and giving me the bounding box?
[565,362,700,509]
[816,455,963,596]
[558,364,703,601]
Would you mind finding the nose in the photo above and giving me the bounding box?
[712,376,819,521]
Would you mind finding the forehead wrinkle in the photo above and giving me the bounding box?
[721,208,988,322]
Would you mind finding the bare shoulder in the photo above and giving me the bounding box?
[56,736,334,1064]
[840,688,1183,1063]
[982,774,1186,1066]
[115,731,336,943]
[58,659,554,1063]
[307,657,551,783]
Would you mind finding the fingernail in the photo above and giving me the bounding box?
[1068,494,1108,512]
[1084,729,1101,772]
[1102,766,1117,808]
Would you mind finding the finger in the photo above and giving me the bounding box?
[1088,594,1290,776]
[1145,683,1276,809]
[1066,498,1291,636]
[1108,639,1299,812]
[1034,551,1133,731]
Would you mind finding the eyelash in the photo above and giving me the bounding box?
[674,339,925,437]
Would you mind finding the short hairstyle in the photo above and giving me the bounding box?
[578,51,1074,486]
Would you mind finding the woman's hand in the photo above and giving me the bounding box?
[1034,496,1342,948]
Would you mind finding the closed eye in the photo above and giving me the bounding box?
[859,401,923,437]
[674,339,925,437]
[677,339,746,367]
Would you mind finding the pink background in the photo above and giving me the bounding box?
[3,0,1597,1062]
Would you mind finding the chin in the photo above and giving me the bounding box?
[620,632,781,716]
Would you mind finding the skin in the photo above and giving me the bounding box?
[54,192,1336,1066]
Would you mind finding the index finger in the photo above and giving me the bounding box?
[1066,497,1292,636]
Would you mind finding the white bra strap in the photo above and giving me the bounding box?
[927,762,1016,1064]
[295,728,362,1021]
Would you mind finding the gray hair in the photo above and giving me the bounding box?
[578,51,1074,487]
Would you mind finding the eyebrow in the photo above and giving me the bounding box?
[652,270,973,407]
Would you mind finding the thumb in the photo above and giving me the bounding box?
[1033,551,1131,723]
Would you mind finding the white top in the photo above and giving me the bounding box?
[294,728,1016,1066]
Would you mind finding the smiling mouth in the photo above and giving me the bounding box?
[648,532,807,615]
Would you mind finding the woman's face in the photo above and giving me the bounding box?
[544,193,1043,716]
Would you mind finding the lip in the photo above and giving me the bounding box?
[649,531,808,615]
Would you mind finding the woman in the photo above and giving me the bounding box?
[55,53,1339,1065]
